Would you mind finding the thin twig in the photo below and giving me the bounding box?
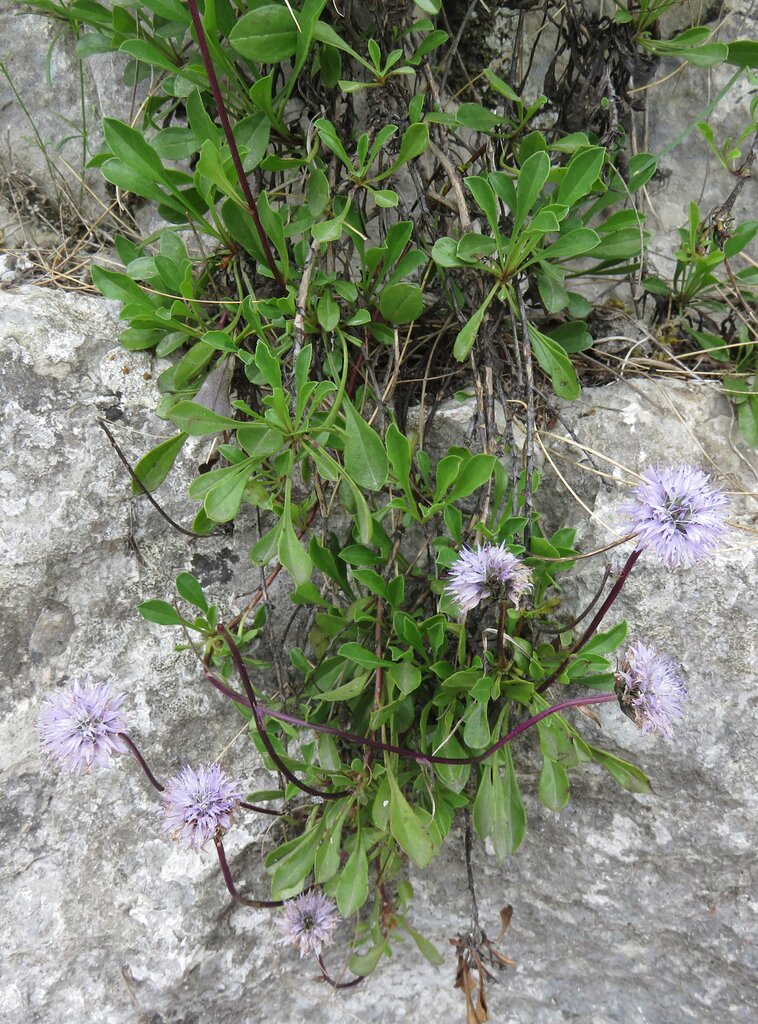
[98,420,201,539]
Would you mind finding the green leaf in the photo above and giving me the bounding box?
[539,757,570,811]
[580,620,628,655]
[590,228,646,261]
[370,188,399,208]
[269,825,323,896]
[335,837,369,916]
[374,122,429,181]
[102,118,169,185]
[317,292,340,331]
[628,153,657,192]
[312,217,345,243]
[483,68,519,102]
[387,661,422,695]
[726,40,758,67]
[549,320,593,352]
[431,236,470,268]
[237,425,283,457]
[387,770,435,868]
[724,220,758,258]
[453,283,498,361]
[537,271,570,313]
[314,814,344,883]
[120,38,183,76]
[278,504,312,586]
[379,283,423,324]
[588,746,652,794]
[457,233,498,260]
[492,747,526,859]
[677,43,728,67]
[314,117,354,169]
[312,19,363,61]
[466,175,500,233]
[539,228,600,261]
[99,158,167,204]
[342,475,373,544]
[91,265,159,309]
[738,394,758,448]
[167,401,239,435]
[446,453,496,502]
[528,322,580,400]
[555,146,605,207]
[172,342,216,391]
[386,421,412,492]
[253,338,283,390]
[337,643,387,669]
[204,463,253,522]
[463,700,491,748]
[175,572,209,613]
[131,433,187,493]
[196,139,241,202]
[348,943,387,977]
[394,120,430,166]
[403,926,445,966]
[489,170,517,211]
[137,600,185,626]
[306,166,330,216]
[229,5,299,62]
[315,674,370,701]
[343,400,389,491]
[515,151,550,231]
[472,765,495,839]
[456,102,503,132]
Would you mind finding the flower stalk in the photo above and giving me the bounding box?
[214,834,283,908]
[119,732,164,792]
[537,548,641,694]
[218,624,352,800]
[206,634,620,767]
[185,0,286,291]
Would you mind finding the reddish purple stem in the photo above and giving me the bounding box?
[207,636,619,767]
[217,626,352,799]
[120,733,164,792]
[316,953,363,989]
[214,834,283,908]
[537,548,641,694]
[185,0,286,290]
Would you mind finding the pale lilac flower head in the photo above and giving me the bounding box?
[615,641,688,738]
[276,890,340,959]
[621,464,728,568]
[159,763,242,851]
[445,543,533,613]
[37,677,128,773]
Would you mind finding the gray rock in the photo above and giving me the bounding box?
[1,285,756,1023]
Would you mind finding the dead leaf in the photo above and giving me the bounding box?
[498,906,513,938]
[193,355,235,419]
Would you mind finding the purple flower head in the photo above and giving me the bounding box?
[159,763,242,851]
[276,890,340,959]
[445,543,533,613]
[37,677,128,774]
[621,464,728,568]
[615,641,688,738]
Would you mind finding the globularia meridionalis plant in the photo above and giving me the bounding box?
[38,461,729,999]
[21,0,753,1015]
